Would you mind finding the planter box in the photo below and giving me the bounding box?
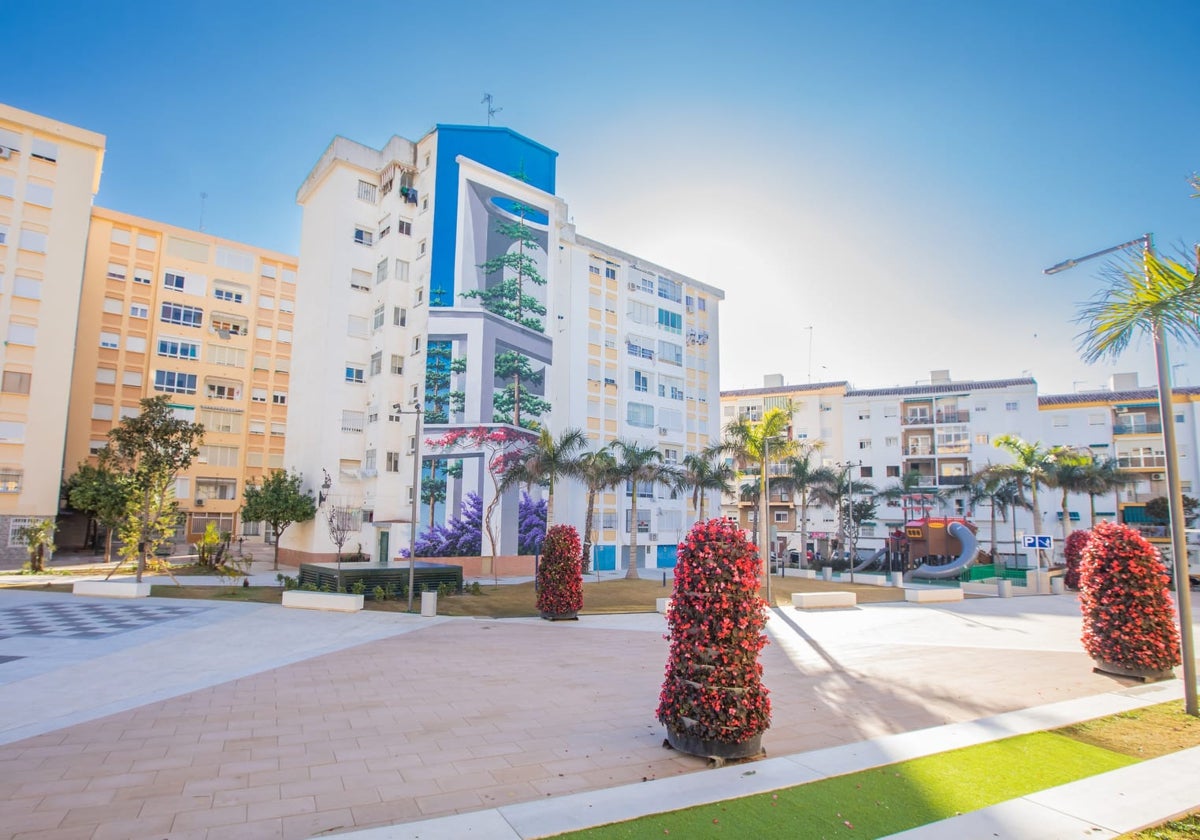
[656,597,672,614]
[282,591,364,612]
[847,573,889,587]
[793,569,818,579]
[420,590,437,617]
[73,580,151,599]
[904,587,964,603]
[793,591,856,609]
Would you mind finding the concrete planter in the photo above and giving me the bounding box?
[420,590,437,617]
[656,597,672,614]
[73,580,152,599]
[282,591,364,612]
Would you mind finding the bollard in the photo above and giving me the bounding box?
[662,571,667,587]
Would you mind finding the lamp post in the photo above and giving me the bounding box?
[392,402,423,612]
[838,461,862,583]
[1046,234,1197,716]
[760,435,771,604]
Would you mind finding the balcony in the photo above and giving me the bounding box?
[937,443,971,455]
[902,414,933,426]
[935,410,970,423]
[938,475,969,486]
[1113,421,1162,435]
[906,444,933,456]
[1116,454,1166,469]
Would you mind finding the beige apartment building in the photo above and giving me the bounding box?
[64,207,298,547]
[0,104,105,563]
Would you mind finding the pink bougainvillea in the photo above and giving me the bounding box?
[537,524,583,618]
[656,517,771,744]
[1063,529,1091,590]
[1079,521,1180,672]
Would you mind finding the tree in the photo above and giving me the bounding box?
[518,491,547,555]
[992,435,1073,567]
[812,470,874,560]
[610,439,680,580]
[15,519,55,573]
[1079,456,1130,527]
[722,407,798,589]
[325,504,357,590]
[240,469,317,570]
[1044,448,1094,542]
[965,466,1022,559]
[775,450,835,568]
[679,443,736,523]
[103,396,204,582]
[66,462,133,562]
[500,427,587,526]
[1145,495,1199,526]
[876,471,944,523]
[576,447,619,573]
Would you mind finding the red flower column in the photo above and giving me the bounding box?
[657,517,770,758]
[1079,521,1181,680]
[537,525,583,620]
[1063,529,1091,590]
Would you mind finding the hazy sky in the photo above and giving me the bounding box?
[8,0,1199,395]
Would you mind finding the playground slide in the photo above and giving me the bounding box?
[908,522,979,580]
[852,547,887,573]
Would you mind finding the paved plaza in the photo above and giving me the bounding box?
[0,582,1195,839]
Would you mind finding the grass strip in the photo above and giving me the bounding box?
[555,731,1135,839]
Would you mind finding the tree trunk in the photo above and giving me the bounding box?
[581,489,596,574]
[546,481,555,529]
[272,528,281,571]
[799,491,809,569]
[104,528,114,564]
[625,487,640,580]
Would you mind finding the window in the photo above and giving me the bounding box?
[242,521,262,537]
[884,436,899,447]
[30,138,58,162]
[197,445,240,467]
[99,331,120,349]
[373,305,385,331]
[774,511,789,524]
[350,270,371,292]
[860,466,873,478]
[272,391,287,405]
[249,420,266,435]
[195,478,238,501]
[657,309,682,334]
[258,295,275,310]
[154,370,197,394]
[209,345,246,367]
[886,465,901,477]
[1052,415,1068,428]
[589,264,601,276]
[260,264,277,279]
[270,422,285,436]
[397,220,412,236]
[157,338,199,359]
[137,234,157,251]
[657,276,682,303]
[130,304,148,319]
[102,297,123,315]
[658,341,683,366]
[106,262,127,281]
[386,451,401,472]
[161,303,204,327]
[418,239,427,256]
[255,325,272,340]
[390,354,404,375]
[1005,401,1019,412]
[19,228,47,253]
[601,512,617,531]
[251,387,267,403]
[347,316,368,338]
[605,266,617,280]
[25,183,53,207]
[394,307,406,327]
[369,351,382,376]
[858,439,871,450]
[357,180,377,203]
[364,449,377,471]
[0,177,12,199]
[627,402,654,428]
[345,365,364,383]
[126,336,146,353]
[412,336,422,354]
[415,286,425,305]
[279,298,294,313]
[376,259,388,284]
[858,410,871,420]
[133,269,152,285]
[164,272,185,290]
[277,329,292,343]
[123,371,143,387]
[633,370,649,392]
[1,471,25,495]
[353,227,374,246]
[974,433,990,445]
[1,370,32,395]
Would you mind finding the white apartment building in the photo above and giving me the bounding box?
[282,125,723,571]
[0,104,105,563]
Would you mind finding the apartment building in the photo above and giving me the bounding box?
[0,104,105,563]
[64,207,298,546]
[282,125,723,570]
[1039,372,1200,548]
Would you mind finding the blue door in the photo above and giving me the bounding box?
[656,544,678,568]
[594,544,616,571]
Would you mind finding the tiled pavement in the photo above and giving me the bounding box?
[0,587,1193,839]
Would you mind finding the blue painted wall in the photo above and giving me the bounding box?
[593,544,616,572]
[430,125,557,309]
[656,544,678,568]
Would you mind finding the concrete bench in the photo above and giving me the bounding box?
[73,580,151,598]
[655,597,671,614]
[904,587,964,603]
[282,591,364,612]
[792,591,856,609]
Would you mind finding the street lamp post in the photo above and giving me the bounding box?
[839,461,862,584]
[1046,234,1197,716]
[392,402,423,612]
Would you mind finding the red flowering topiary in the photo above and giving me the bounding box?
[1063,529,1091,590]
[1079,521,1180,673]
[657,517,771,746]
[536,524,583,618]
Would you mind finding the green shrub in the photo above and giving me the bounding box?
[372,585,385,601]
[351,579,366,595]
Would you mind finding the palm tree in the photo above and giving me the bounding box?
[992,435,1059,560]
[776,450,836,568]
[722,407,798,586]
[575,447,619,574]
[1079,455,1129,527]
[992,478,1032,569]
[876,471,944,523]
[610,439,680,580]
[1044,448,1094,542]
[965,465,1013,558]
[500,427,587,527]
[679,442,735,523]
[812,470,875,562]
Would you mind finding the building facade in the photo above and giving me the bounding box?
[282,125,724,570]
[0,104,105,562]
[63,207,298,547]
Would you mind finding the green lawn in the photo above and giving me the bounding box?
[556,731,1136,839]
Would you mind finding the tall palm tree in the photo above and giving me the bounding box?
[575,447,619,573]
[722,407,798,586]
[992,435,1058,558]
[679,442,735,523]
[1079,455,1129,527]
[992,478,1032,568]
[1044,448,1094,542]
[610,439,679,580]
[965,465,1014,558]
[776,450,836,568]
[500,427,587,527]
[876,471,944,523]
[812,470,875,561]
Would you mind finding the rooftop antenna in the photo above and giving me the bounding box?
[199,192,207,232]
[482,93,502,126]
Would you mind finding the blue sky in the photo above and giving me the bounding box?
[8,0,1199,395]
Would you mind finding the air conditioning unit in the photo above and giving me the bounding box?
[648,533,658,541]
[659,427,670,435]
[194,498,205,507]
[0,147,10,160]
[1151,473,1165,481]
[628,281,638,291]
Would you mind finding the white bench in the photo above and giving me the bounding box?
[282,591,364,612]
[73,580,151,598]
[904,587,964,603]
[792,591,856,609]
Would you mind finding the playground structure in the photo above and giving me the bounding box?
[905,517,981,580]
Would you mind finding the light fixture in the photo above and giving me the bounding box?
[318,468,332,507]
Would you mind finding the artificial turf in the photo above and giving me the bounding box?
[557,731,1137,839]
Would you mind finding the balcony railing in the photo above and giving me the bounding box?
[1113,422,1162,435]
[902,414,932,426]
[938,475,969,486]
[936,443,971,454]
[936,410,970,423]
[1116,455,1166,469]
[906,445,933,456]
